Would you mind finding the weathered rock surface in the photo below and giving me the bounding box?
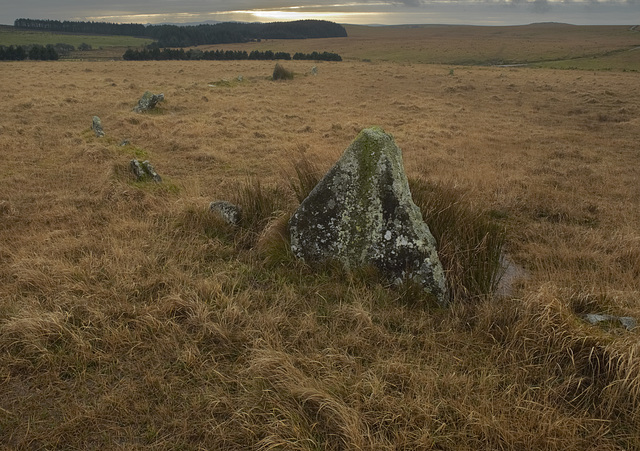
[133,91,164,113]
[289,127,448,306]
[130,159,145,180]
[92,116,105,137]
[130,159,162,183]
[583,313,637,331]
[209,201,242,226]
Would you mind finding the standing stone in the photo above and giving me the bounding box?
[92,116,105,137]
[289,127,448,306]
[133,91,164,113]
[311,66,318,76]
[141,160,162,183]
[130,159,162,183]
[130,159,146,180]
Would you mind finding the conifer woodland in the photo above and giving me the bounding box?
[14,18,348,47]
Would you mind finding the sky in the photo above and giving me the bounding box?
[0,0,638,27]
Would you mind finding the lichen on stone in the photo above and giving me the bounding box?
[133,91,164,113]
[130,159,162,183]
[92,116,105,137]
[289,127,448,306]
[209,201,242,226]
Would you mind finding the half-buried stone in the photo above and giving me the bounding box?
[130,159,162,183]
[133,91,164,113]
[209,201,242,226]
[289,127,448,306]
[92,116,105,137]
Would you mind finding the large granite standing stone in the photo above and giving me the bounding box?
[133,91,164,113]
[289,127,448,306]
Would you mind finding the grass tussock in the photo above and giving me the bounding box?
[410,178,507,302]
[233,178,290,234]
[477,285,640,431]
[289,156,324,203]
[221,178,292,249]
[272,63,294,80]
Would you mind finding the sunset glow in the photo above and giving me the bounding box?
[238,9,383,23]
[5,0,637,26]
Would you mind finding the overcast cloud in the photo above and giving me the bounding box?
[0,0,638,26]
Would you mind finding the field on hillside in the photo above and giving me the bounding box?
[0,25,153,49]
[2,23,639,68]
[202,23,640,69]
[1,46,640,449]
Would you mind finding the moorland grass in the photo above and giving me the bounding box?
[0,56,639,449]
[410,178,506,302]
[199,23,640,70]
[535,48,640,71]
[3,22,638,69]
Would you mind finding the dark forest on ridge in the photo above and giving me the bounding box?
[13,18,348,47]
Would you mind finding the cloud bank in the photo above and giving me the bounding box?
[1,0,638,25]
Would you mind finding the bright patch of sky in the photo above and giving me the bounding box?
[1,0,637,26]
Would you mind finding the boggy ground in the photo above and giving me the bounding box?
[1,59,640,449]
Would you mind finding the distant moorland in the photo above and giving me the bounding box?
[210,23,640,69]
[2,21,639,69]
[0,24,153,48]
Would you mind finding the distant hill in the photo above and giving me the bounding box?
[153,20,224,26]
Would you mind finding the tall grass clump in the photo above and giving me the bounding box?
[289,157,324,203]
[409,178,507,302]
[179,179,290,250]
[233,178,289,232]
[477,286,640,429]
[230,178,291,248]
[272,63,294,81]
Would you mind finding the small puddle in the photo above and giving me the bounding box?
[495,254,528,298]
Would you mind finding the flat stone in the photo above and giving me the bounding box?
[584,313,637,331]
[209,201,242,226]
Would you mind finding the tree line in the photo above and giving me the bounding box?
[0,44,59,61]
[123,48,342,61]
[14,18,348,47]
[292,51,342,61]
[14,18,146,37]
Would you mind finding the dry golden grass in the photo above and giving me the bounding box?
[1,47,640,449]
[200,23,640,67]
